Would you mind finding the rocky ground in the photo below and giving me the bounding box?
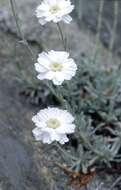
[74,0,121,56]
[0,0,121,190]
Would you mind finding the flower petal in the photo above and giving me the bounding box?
[32,108,76,144]
[35,0,74,24]
[62,15,72,24]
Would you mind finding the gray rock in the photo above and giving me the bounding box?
[0,0,43,42]
[74,0,121,55]
[0,30,50,190]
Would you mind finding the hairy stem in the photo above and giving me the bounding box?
[10,0,35,60]
[92,0,104,63]
[109,0,118,53]
[57,23,67,51]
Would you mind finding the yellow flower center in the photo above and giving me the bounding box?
[49,62,63,72]
[49,5,60,14]
[46,118,60,129]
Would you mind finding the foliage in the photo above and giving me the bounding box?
[58,57,121,172]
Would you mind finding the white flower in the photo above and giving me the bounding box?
[35,0,74,25]
[35,50,77,85]
[32,107,76,144]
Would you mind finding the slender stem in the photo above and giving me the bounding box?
[57,23,67,51]
[109,0,118,55]
[45,81,70,109]
[92,0,104,63]
[45,81,63,104]
[10,0,21,37]
[75,0,82,20]
[9,0,35,60]
[45,81,71,110]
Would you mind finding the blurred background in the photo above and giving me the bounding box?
[0,0,121,190]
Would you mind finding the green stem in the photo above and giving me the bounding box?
[109,0,118,59]
[92,0,104,63]
[45,81,71,111]
[45,81,65,105]
[75,0,82,20]
[57,23,67,51]
[10,0,35,60]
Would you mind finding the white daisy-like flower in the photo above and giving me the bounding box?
[35,50,77,85]
[35,0,74,25]
[32,107,76,144]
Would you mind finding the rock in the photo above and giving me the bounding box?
[0,30,50,190]
[74,0,121,55]
[0,0,43,42]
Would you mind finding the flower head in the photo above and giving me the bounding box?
[32,107,76,144]
[36,0,74,25]
[35,50,77,85]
